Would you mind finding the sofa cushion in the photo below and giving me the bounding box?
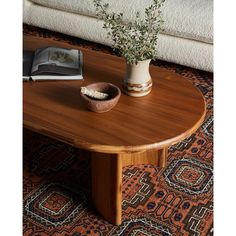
[24,0,213,72]
[28,0,213,44]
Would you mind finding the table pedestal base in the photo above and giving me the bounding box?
[91,147,168,225]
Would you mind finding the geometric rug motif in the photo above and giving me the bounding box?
[187,131,213,163]
[169,135,197,153]
[183,201,213,236]
[109,216,182,236]
[122,168,156,210]
[27,143,78,176]
[24,182,87,228]
[201,115,213,139]
[163,158,213,196]
[148,191,186,223]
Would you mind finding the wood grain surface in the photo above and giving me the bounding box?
[23,35,206,154]
[121,150,158,167]
[91,152,122,225]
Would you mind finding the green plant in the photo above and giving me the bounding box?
[93,0,165,64]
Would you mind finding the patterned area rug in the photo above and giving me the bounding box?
[23,25,213,236]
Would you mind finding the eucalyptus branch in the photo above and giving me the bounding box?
[93,0,165,64]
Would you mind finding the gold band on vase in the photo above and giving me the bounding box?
[122,80,152,96]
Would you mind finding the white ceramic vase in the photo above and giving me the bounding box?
[123,59,152,97]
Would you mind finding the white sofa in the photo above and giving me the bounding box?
[23,0,213,72]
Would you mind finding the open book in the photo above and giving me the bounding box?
[23,46,83,81]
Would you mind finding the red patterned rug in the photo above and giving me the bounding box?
[23,25,213,236]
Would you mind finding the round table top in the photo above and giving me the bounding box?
[23,48,206,154]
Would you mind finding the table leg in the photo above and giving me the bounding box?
[121,147,168,168]
[90,147,168,225]
[158,147,168,168]
[91,152,122,225]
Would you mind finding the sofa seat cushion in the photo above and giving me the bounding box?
[28,0,213,44]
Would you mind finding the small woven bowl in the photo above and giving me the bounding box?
[80,82,121,113]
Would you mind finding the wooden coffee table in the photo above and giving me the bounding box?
[23,36,206,225]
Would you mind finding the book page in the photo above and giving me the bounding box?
[31,47,79,73]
